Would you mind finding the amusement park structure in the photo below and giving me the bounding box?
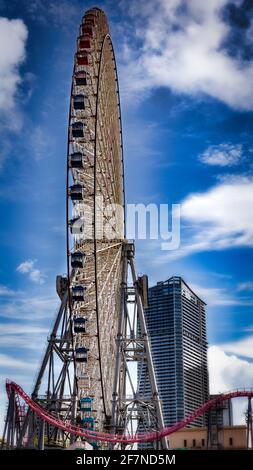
[1,7,253,451]
[2,7,166,450]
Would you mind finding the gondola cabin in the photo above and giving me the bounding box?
[82,416,95,429]
[76,53,89,66]
[71,251,86,268]
[72,285,86,302]
[81,26,93,37]
[82,16,95,27]
[79,39,91,50]
[75,346,89,363]
[80,397,94,412]
[69,217,84,234]
[70,152,85,168]
[72,121,84,138]
[73,94,85,110]
[75,71,87,86]
[73,317,87,334]
[69,184,84,201]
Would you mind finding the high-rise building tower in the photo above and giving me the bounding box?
[139,276,209,428]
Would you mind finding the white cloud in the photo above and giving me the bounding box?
[237,281,253,292]
[221,335,253,359]
[29,268,44,284]
[120,0,253,110]
[0,294,58,320]
[189,283,248,306]
[48,1,79,28]
[199,143,243,167]
[209,345,253,392]
[166,175,253,259]
[29,125,52,161]
[27,0,79,28]
[17,259,45,284]
[0,323,47,335]
[0,285,16,296]
[0,353,36,370]
[209,345,253,424]
[0,324,49,350]
[0,17,28,117]
[17,259,34,273]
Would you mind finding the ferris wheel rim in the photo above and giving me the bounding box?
[66,9,125,428]
[93,33,124,420]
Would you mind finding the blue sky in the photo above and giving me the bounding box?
[0,0,253,429]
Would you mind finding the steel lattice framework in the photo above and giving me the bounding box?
[1,8,167,450]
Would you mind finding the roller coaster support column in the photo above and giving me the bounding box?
[1,387,16,449]
[38,419,45,450]
[246,397,253,449]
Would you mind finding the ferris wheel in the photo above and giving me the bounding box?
[66,7,125,431]
[2,8,167,450]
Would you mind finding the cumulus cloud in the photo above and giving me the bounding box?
[0,17,28,116]
[199,143,243,166]
[221,335,253,359]
[16,260,34,273]
[166,175,253,259]
[209,345,253,424]
[209,345,253,392]
[17,259,45,284]
[120,0,253,110]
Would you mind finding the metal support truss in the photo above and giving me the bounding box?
[2,288,77,449]
[111,242,168,449]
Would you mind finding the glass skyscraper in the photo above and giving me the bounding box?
[139,276,209,429]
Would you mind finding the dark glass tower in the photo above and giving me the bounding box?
[139,276,209,428]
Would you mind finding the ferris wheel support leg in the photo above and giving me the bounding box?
[32,291,68,399]
[17,290,74,448]
[70,387,78,445]
[128,251,168,450]
[110,251,128,447]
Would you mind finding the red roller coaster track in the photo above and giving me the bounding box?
[6,381,253,445]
